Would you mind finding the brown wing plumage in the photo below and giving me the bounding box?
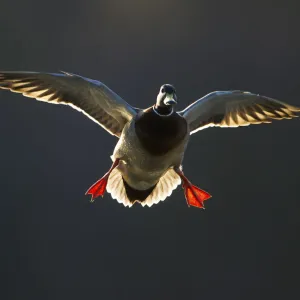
[0,71,137,137]
[179,91,300,134]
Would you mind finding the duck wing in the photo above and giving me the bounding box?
[179,91,300,134]
[0,71,137,137]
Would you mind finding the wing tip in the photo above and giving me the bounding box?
[288,105,300,113]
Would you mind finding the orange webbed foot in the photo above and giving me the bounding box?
[85,177,108,200]
[85,159,120,202]
[183,182,211,208]
[175,168,212,209]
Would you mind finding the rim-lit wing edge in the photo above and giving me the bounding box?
[179,91,300,134]
[0,71,138,137]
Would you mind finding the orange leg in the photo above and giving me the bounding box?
[85,159,120,201]
[175,168,212,209]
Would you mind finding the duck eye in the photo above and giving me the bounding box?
[161,88,165,93]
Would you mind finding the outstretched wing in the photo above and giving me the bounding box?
[0,71,137,137]
[179,91,300,134]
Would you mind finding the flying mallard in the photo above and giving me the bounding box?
[1,71,299,208]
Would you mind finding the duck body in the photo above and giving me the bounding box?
[111,107,189,203]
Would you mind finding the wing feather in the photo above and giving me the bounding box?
[0,71,137,137]
[179,91,300,134]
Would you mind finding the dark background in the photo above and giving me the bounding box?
[1,0,300,299]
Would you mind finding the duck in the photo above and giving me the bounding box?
[0,71,299,209]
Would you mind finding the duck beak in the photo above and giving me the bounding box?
[164,95,177,106]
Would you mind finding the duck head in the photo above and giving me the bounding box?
[154,84,177,115]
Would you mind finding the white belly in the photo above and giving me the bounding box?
[111,120,189,190]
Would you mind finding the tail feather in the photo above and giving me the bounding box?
[141,168,181,207]
[106,168,132,207]
[106,168,181,207]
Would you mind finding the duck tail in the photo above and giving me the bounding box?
[106,168,181,208]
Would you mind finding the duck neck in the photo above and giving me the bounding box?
[153,105,173,116]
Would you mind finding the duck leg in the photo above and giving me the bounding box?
[86,159,120,201]
[175,168,212,209]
